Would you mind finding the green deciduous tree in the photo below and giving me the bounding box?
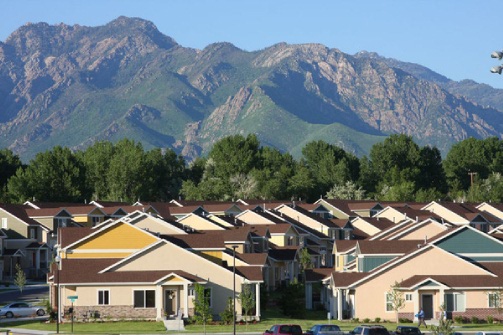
[387,280,405,323]
[8,146,89,203]
[0,149,23,201]
[239,284,255,324]
[192,283,213,325]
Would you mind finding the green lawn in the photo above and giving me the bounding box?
[3,309,503,334]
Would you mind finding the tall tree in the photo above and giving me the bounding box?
[7,146,89,203]
[107,139,147,202]
[80,141,114,201]
[301,140,360,199]
[0,149,23,201]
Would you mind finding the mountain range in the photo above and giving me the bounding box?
[2,16,503,162]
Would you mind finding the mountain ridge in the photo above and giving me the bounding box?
[1,16,503,162]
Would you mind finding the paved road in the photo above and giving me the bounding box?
[0,284,49,305]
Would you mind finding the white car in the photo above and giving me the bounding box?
[0,302,45,318]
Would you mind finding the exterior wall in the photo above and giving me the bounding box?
[351,247,490,320]
[0,210,29,238]
[375,208,405,223]
[114,242,245,315]
[178,215,225,231]
[270,235,287,247]
[238,211,273,224]
[66,222,158,259]
[32,217,54,230]
[59,284,187,320]
[73,216,89,224]
[422,203,467,224]
[352,218,381,236]
[134,216,185,235]
[276,206,326,235]
[478,204,503,221]
[395,223,446,241]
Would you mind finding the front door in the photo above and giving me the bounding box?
[421,294,433,319]
[164,290,177,316]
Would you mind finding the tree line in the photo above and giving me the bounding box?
[1,135,502,204]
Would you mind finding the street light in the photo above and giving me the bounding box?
[232,245,238,335]
[55,255,61,334]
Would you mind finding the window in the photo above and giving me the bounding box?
[405,294,413,301]
[489,293,500,308]
[444,292,465,312]
[91,216,101,224]
[1,218,7,229]
[134,290,155,308]
[196,288,212,308]
[188,288,195,297]
[98,290,110,305]
[29,227,37,239]
[385,293,393,312]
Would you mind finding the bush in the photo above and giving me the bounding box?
[471,316,479,324]
[399,318,412,323]
[363,318,370,323]
[454,315,464,324]
[352,318,360,323]
[278,280,306,319]
[375,317,381,323]
[487,316,494,324]
[219,298,234,325]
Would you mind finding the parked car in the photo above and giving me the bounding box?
[351,325,389,335]
[0,302,45,318]
[476,332,501,335]
[305,324,345,335]
[394,326,421,335]
[264,324,303,335]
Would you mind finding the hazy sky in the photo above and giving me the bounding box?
[2,0,503,88]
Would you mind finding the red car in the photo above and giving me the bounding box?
[264,324,303,335]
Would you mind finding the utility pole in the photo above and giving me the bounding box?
[468,171,477,187]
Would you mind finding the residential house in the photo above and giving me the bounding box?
[324,225,503,322]
[50,219,263,322]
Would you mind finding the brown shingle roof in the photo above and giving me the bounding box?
[54,258,205,284]
[357,240,424,254]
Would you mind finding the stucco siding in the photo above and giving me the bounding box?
[352,247,491,320]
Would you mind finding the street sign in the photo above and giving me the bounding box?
[68,295,78,302]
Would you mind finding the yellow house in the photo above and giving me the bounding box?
[50,218,263,322]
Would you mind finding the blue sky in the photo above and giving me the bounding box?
[2,0,503,88]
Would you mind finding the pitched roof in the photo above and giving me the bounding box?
[59,227,93,248]
[0,203,44,227]
[357,240,424,254]
[54,258,205,284]
[237,253,268,266]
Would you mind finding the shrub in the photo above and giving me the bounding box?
[399,318,413,323]
[454,315,464,324]
[375,317,381,323]
[471,316,479,324]
[363,318,370,323]
[352,318,360,323]
[487,316,494,324]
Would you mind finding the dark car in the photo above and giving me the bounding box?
[305,324,344,335]
[264,324,304,335]
[394,326,422,335]
[351,325,390,335]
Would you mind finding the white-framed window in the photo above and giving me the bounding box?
[133,290,155,308]
[91,216,101,224]
[203,288,212,308]
[444,292,465,312]
[188,288,195,297]
[385,292,393,312]
[1,218,7,229]
[405,294,413,301]
[489,292,500,308]
[98,290,110,305]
